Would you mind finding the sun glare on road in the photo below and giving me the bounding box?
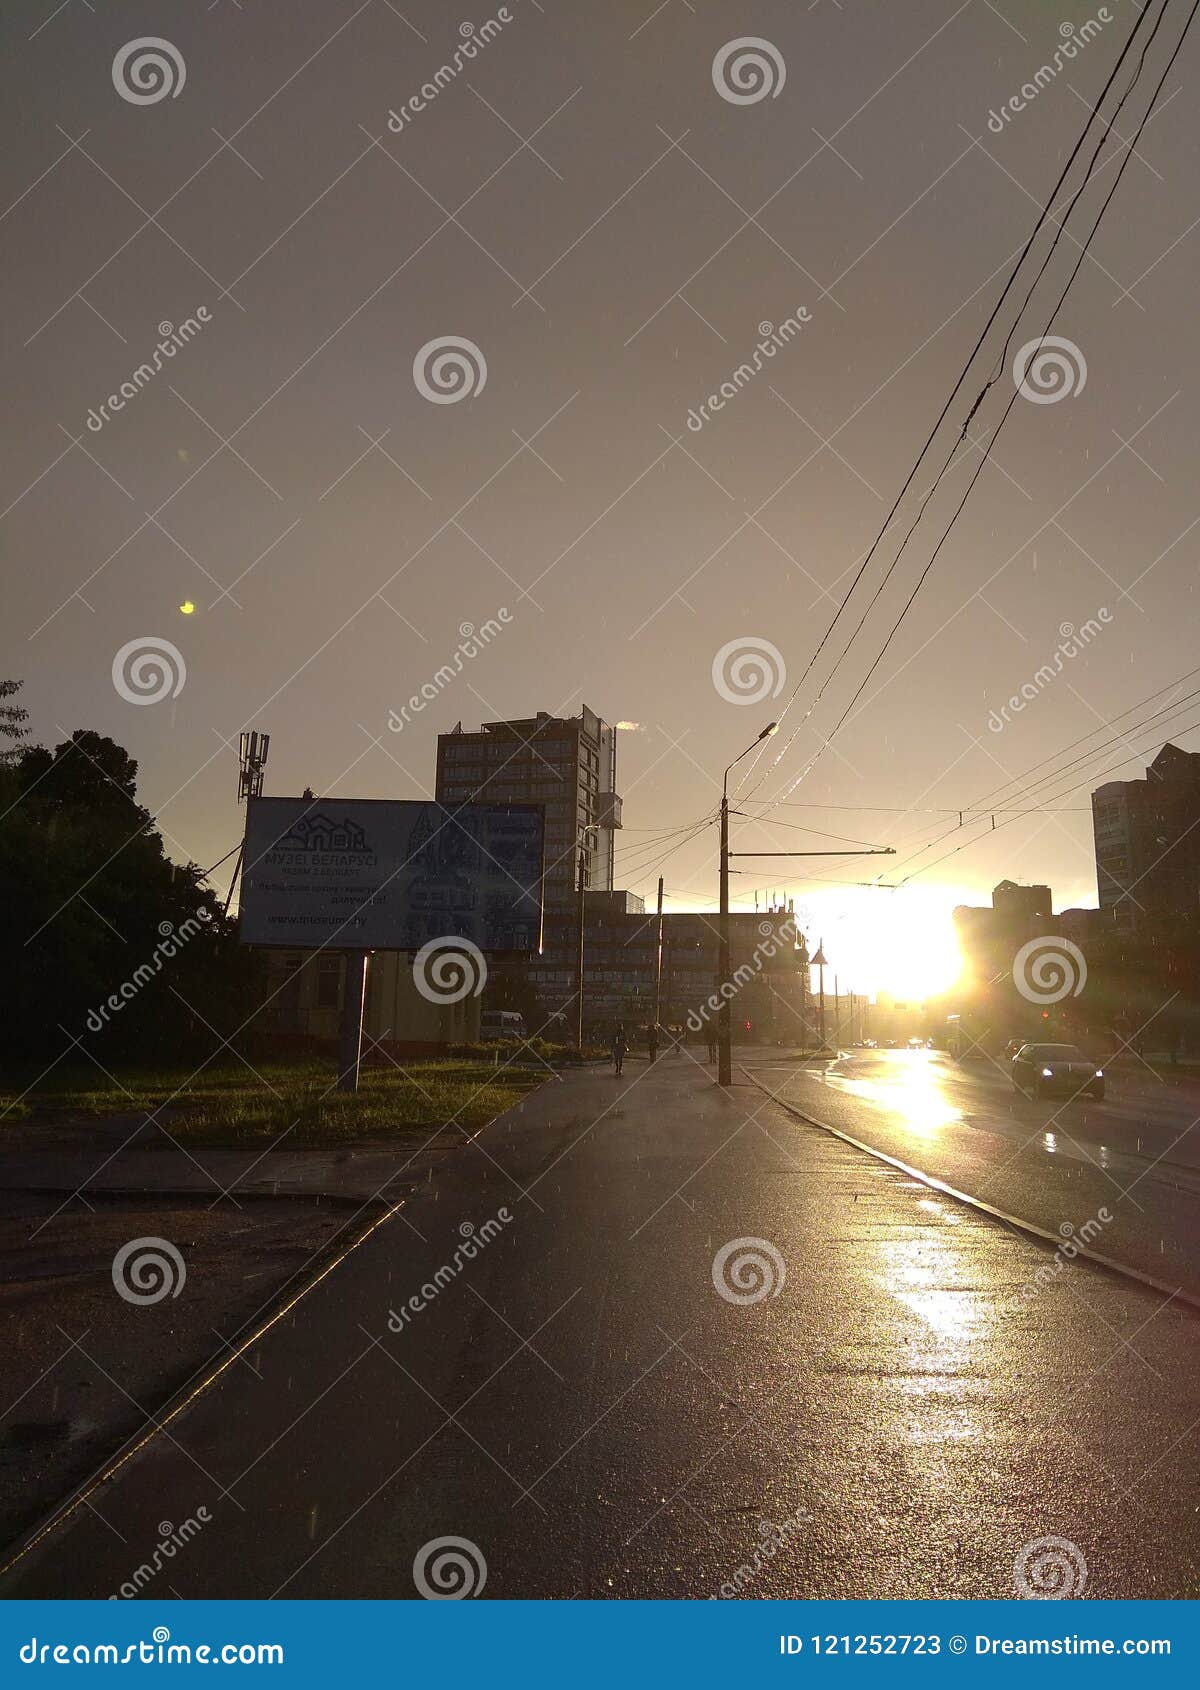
[828,1050,963,1139]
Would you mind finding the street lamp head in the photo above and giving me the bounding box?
[724,721,780,791]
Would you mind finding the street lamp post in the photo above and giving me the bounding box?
[811,940,828,1050]
[719,723,778,1087]
[714,753,895,1088]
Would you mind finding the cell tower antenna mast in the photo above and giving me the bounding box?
[238,731,270,803]
[224,731,271,915]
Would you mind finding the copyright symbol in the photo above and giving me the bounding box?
[949,1636,968,1655]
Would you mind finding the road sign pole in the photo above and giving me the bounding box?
[337,950,369,1092]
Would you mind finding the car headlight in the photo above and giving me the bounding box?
[1095,1069,1104,1079]
[1042,1067,1054,1078]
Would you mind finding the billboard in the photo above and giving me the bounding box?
[238,797,544,954]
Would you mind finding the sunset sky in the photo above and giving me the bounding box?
[3,0,1196,1000]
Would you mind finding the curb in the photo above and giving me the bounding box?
[0,1076,546,1584]
[740,1066,1200,1316]
[0,1195,407,1585]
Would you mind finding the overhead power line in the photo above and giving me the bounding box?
[887,666,1200,881]
[733,0,1188,824]
[750,0,1194,819]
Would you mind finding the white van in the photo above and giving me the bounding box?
[480,1010,527,1042]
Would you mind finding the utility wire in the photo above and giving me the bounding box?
[750,0,1194,820]
[887,669,1200,880]
[934,660,1200,822]
[890,701,1200,886]
[735,0,1177,810]
[894,712,1200,887]
[730,810,890,849]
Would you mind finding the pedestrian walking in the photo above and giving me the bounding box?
[611,1020,628,1077]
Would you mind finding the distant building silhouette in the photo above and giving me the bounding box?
[1093,743,1200,934]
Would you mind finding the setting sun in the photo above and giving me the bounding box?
[796,883,969,1003]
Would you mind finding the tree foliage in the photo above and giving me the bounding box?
[0,715,265,1068]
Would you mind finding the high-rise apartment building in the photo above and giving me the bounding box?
[1092,743,1200,934]
[435,706,622,914]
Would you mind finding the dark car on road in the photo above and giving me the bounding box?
[1011,1041,1105,1101]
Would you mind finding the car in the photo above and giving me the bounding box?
[1003,1038,1025,1061]
[907,1036,924,1050]
[1011,1042,1105,1101]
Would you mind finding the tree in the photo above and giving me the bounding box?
[0,729,266,1068]
[0,679,28,762]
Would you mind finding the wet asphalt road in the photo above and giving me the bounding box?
[4,1053,1200,1600]
[753,1047,1200,1302]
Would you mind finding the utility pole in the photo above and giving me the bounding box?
[650,875,664,1063]
[719,787,732,1084]
[574,841,587,1049]
[718,723,781,1086]
[715,732,894,1086]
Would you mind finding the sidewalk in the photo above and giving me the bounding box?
[5,1059,1200,1598]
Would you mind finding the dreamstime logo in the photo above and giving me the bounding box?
[712,636,786,705]
[387,1209,513,1333]
[712,1237,786,1305]
[413,336,487,404]
[987,609,1112,733]
[688,917,797,1033]
[112,638,186,706]
[86,910,214,1035]
[412,1536,488,1599]
[686,308,812,432]
[987,9,1113,133]
[1012,936,1087,1004]
[1013,335,1087,404]
[386,9,514,133]
[112,38,186,105]
[712,38,786,104]
[388,611,512,731]
[86,310,212,434]
[714,1509,811,1598]
[1011,1209,1112,1308]
[110,1507,212,1599]
[412,937,488,1004]
[1013,1535,1088,1599]
[112,1237,186,1305]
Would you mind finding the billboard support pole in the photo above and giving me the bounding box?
[222,842,244,918]
[338,950,369,1092]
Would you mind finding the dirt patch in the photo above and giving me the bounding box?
[0,1188,378,1551]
